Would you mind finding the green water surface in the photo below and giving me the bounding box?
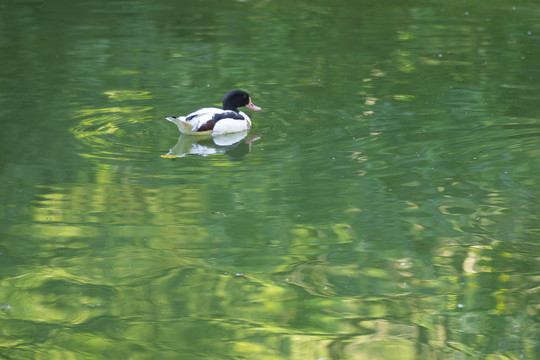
[0,0,539,359]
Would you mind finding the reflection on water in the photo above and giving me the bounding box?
[1,0,539,359]
[162,131,258,160]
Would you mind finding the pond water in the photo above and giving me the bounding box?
[1,0,539,359]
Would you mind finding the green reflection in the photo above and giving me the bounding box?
[0,0,539,359]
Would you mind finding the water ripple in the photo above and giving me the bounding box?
[70,105,154,161]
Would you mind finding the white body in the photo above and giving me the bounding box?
[166,108,251,136]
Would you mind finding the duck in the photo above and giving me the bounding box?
[166,90,261,136]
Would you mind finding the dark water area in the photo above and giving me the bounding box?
[0,0,539,359]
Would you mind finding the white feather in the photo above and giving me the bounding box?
[185,107,221,131]
[212,111,251,135]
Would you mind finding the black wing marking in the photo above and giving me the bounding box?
[212,111,245,122]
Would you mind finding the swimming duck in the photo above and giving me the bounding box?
[166,90,261,136]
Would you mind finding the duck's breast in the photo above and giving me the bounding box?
[212,112,251,135]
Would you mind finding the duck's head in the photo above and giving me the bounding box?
[222,90,261,112]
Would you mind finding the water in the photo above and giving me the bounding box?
[1,0,539,359]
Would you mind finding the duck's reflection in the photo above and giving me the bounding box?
[162,131,260,160]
